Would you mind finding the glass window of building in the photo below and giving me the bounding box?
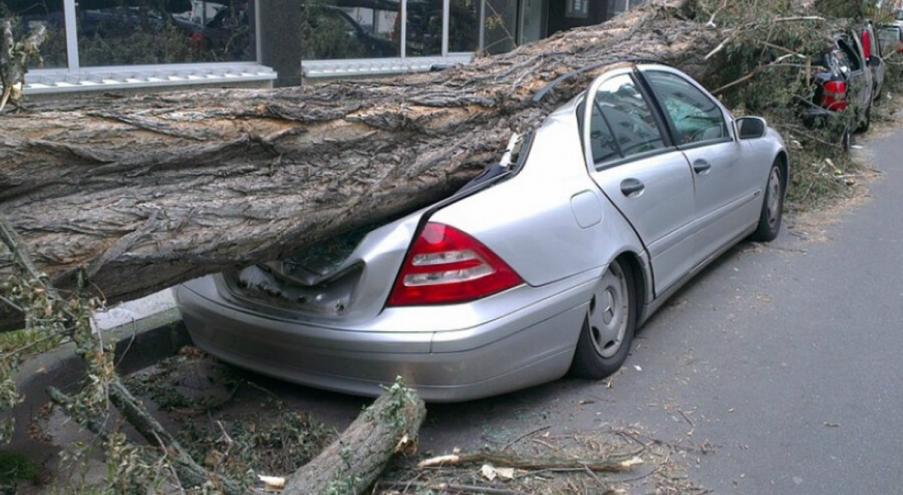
[566,0,588,18]
[448,0,479,52]
[301,0,401,59]
[518,0,543,45]
[482,0,516,54]
[1,0,67,68]
[406,0,442,56]
[76,0,257,66]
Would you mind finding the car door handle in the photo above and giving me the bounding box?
[620,178,645,197]
[693,159,712,174]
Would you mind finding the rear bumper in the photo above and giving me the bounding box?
[802,106,840,128]
[175,273,596,402]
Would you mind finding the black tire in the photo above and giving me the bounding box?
[841,128,851,152]
[570,259,637,379]
[750,162,785,242]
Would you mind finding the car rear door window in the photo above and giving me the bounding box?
[838,39,862,71]
[590,74,667,165]
[829,48,852,76]
[588,100,620,164]
[644,71,729,146]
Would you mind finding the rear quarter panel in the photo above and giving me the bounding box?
[429,104,646,288]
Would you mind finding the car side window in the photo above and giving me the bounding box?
[644,71,729,146]
[879,28,900,58]
[838,40,862,71]
[589,101,620,164]
[830,48,852,76]
[590,74,666,164]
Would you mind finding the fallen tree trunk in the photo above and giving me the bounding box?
[0,1,721,326]
[283,382,426,494]
[0,2,721,334]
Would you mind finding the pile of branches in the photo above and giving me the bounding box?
[688,0,896,205]
[1,217,427,494]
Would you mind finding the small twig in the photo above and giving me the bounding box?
[0,294,23,312]
[502,425,550,451]
[710,56,808,95]
[582,463,605,486]
[773,15,826,23]
[531,438,560,451]
[706,0,728,27]
[678,409,695,428]
[704,30,739,60]
[2,332,64,357]
[113,329,138,368]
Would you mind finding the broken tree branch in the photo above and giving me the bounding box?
[282,382,426,494]
[417,452,644,473]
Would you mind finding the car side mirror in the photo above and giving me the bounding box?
[737,117,767,140]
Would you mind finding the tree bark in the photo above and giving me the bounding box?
[0,1,721,323]
[283,385,426,494]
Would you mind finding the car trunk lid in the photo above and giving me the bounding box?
[217,133,528,323]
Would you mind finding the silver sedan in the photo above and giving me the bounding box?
[176,63,789,402]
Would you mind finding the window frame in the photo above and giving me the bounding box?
[24,0,274,92]
[637,68,735,152]
[302,0,483,77]
[24,0,485,91]
[580,68,677,172]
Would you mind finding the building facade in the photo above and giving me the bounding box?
[3,0,643,95]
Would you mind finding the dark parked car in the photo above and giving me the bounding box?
[861,22,887,102]
[803,31,874,148]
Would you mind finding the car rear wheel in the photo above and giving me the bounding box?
[570,259,636,379]
[750,162,784,242]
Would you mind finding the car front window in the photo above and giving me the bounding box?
[644,71,728,146]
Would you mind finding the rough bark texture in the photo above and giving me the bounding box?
[283,386,427,494]
[0,1,721,323]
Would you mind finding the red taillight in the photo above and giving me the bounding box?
[821,80,848,112]
[862,30,872,61]
[387,223,523,306]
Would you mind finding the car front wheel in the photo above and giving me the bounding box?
[570,259,636,379]
[750,162,785,242]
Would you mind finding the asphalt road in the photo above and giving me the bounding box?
[262,119,903,493]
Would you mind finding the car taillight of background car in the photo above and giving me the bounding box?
[821,80,849,112]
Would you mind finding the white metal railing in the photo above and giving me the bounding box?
[301,54,473,79]
[25,63,276,94]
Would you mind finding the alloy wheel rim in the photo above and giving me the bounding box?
[767,168,781,228]
[588,262,629,359]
